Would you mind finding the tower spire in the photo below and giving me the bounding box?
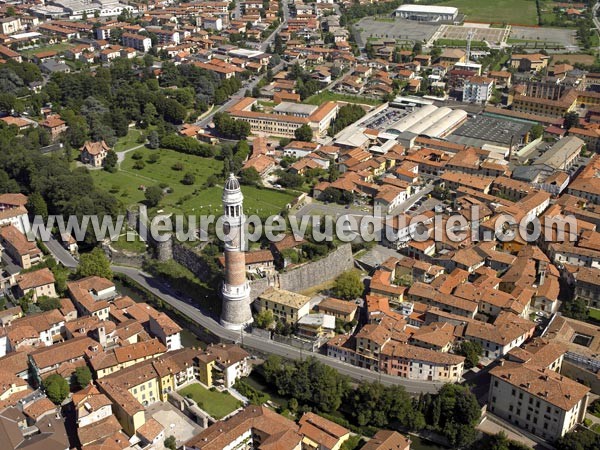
[220,173,253,330]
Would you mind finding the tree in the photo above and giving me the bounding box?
[148,130,160,149]
[104,150,118,172]
[562,297,589,321]
[294,124,313,142]
[457,341,483,369]
[38,296,61,311]
[164,435,177,450]
[181,172,196,185]
[555,429,600,450]
[144,185,164,207]
[77,247,113,279]
[240,167,262,186]
[564,111,580,130]
[530,123,544,140]
[148,152,160,164]
[26,191,48,221]
[74,366,92,389]
[43,374,70,404]
[255,310,274,329]
[333,271,363,300]
[278,172,303,188]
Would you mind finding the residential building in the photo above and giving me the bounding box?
[462,76,494,104]
[0,225,43,269]
[121,33,152,52]
[148,313,182,351]
[361,430,411,450]
[67,276,117,321]
[80,140,111,167]
[255,287,311,323]
[0,193,30,234]
[488,361,589,440]
[15,268,57,301]
[316,297,358,323]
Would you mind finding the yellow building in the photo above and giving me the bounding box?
[511,90,577,119]
[255,287,311,323]
[97,348,215,435]
[88,338,167,379]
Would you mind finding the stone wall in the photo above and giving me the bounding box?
[172,242,212,279]
[249,243,354,298]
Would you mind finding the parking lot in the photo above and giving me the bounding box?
[510,26,579,51]
[438,24,509,45]
[354,17,439,47]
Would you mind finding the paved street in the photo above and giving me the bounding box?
[45,237,78,268]
[112,265,442,393]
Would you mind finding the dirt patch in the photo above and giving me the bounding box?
[551,53,595,65]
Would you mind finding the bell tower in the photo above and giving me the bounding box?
[220,173,253,330]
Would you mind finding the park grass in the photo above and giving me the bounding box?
[303,91,382,107]
[178,383,242,419]
[91,146,295,217]
[438,0,539,26]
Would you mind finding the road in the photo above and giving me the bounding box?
[112,265,442,393]
[45,237,78,268]
[195,1,289,129]
[195,61,285,129]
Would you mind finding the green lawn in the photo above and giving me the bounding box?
[91,146,296,217]
[303,91,382,107]
[110,228,147,253]
[114,129,144,152]
[589,308,600,321]
[178,383,242,419]
[438,0,539,25]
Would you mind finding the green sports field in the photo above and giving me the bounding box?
[438,0,539,25]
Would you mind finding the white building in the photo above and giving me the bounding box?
[149,313,182,351]
[121,33,152,53]
[462,76,495,104]
[489,362,590,441]
[395,5,458,22]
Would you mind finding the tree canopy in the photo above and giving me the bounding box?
[333,271,363,300]
[43,374,70,404]
[77,247,113,279]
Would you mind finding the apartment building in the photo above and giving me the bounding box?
[488,362,589,441]
[0,193,30,234]
[255,287,311,323]
[380,341,464,382]
[121,33,152,52]
[462,76,494,104]
[0,225,43,269]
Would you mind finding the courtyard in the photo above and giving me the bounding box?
[178,383,242,419]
